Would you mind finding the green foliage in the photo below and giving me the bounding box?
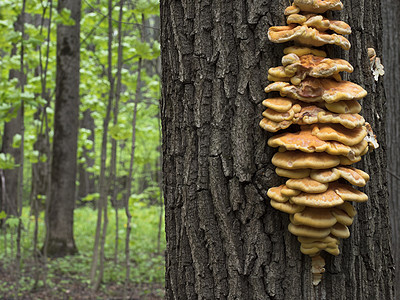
[0,0,162,297]
[54,8,76,26]
[5,216,19,229]
[0,211,7,220]
[109,123,130,141]
[82,192,99,202]
[12,133,21,148]
[0,0,161,200]
[133,0,159,16]
[0,153,16,169]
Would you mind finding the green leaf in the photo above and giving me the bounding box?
[12,134,21,148]
[37,194,46,200]
[133,0,159,15]
[5,31,20,43]
[54,8,76,26]
[132,40,152,59]
[82,193,99,202]
[27,150,40,163]
[109,124,130,141]
[5,216,19,229]
[0,211,7,220]
[27,37,45,48]
[40,154,48,163]
[0,20,10,27]
[21,91,35,101]
[84,139,93,150]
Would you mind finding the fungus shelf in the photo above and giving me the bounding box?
[262,0,378,286]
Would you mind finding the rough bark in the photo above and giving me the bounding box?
[161,0,394,299]
[382,1,400,298]
[45,0,81,257]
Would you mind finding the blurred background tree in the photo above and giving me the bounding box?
[0,0,164,298]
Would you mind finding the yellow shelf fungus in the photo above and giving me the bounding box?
[262,0,377,286]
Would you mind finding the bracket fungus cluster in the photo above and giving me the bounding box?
[262,0,379,286]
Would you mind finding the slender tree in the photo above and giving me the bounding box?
[123,57,142,298]
[11,4,27,299]
[16,0,26,268]
[78,109,96,201]
[161,0,394,299]
[156,116,163,254]
[382,1,400,298]
[90,0,114,289]
[31,0,53,212]
[110,0,125,266]
[45,0,81,257]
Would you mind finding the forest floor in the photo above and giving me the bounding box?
[0,206,165,299]
[0,259,164,300]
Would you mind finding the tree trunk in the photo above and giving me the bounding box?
[124,57,142,298]
[45,0,81,257]
[161,0,394,299]
[0,15,26,219]
[78,109,96,200]
[90,0,114,289]
[31,129,50,210]
[31,1,53,213]
[382,1,400,298]
[0,114,22,218]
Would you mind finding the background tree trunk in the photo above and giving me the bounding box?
[32,130,50,210]
[382,1,400,298]
[1,114,22,217]
[46,0,81,257]
[161,0,394,299]
[31,2,53,213]
[78,109,96,201]
[0,16,26,219]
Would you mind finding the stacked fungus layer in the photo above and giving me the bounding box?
[262,0,378,286]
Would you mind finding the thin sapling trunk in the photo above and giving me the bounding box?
[91,0,114,290]
[123,57,142,299]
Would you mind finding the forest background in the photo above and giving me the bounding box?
[1,0,400,299]
[0,0,164,299]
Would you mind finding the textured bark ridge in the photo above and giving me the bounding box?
[161,0,394,299]
[382,1,400,298]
